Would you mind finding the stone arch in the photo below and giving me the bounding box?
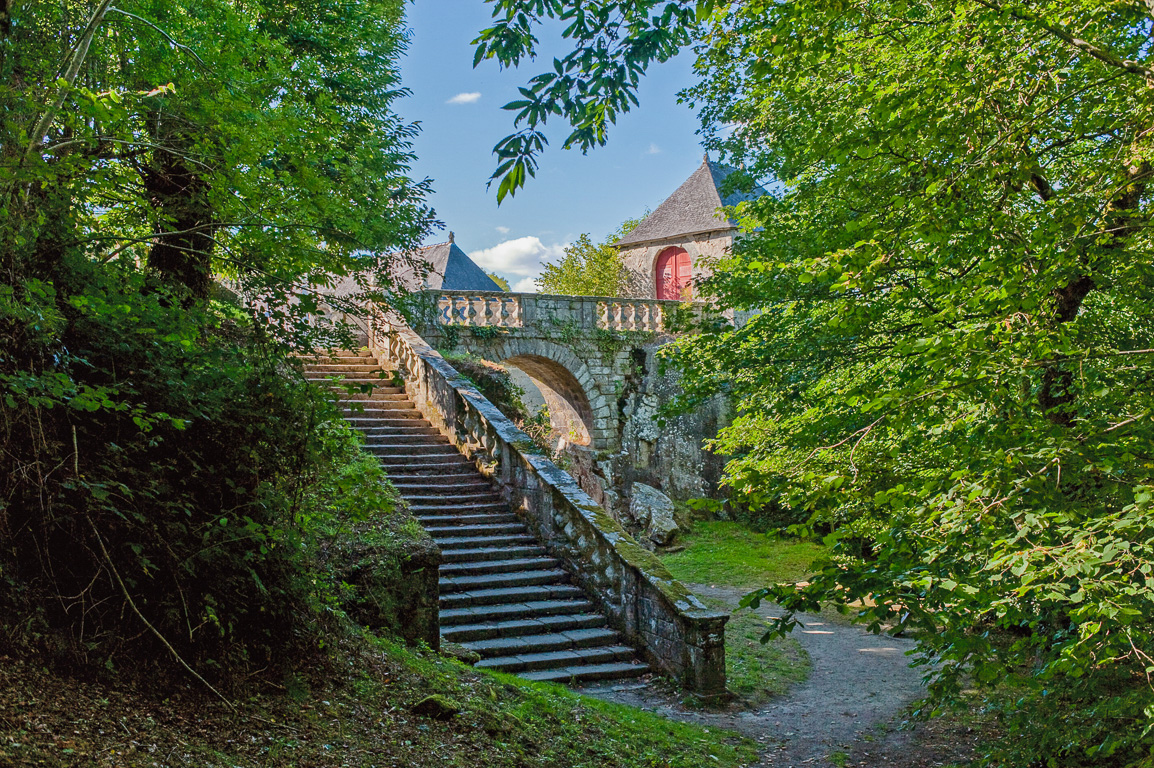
[477,337,613,452]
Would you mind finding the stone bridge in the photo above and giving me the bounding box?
[403,290,712,457]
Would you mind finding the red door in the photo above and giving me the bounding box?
[655,247,692,300]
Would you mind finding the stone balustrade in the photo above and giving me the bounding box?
[369,311,728,696]
[426,290,708,333]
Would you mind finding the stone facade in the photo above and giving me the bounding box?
[618,231,734,300]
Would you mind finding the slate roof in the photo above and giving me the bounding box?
[615,159,767,248]
[393,240,502,292]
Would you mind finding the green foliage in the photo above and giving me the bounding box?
[483,1,1154,764]
[0,258,410,674]
[486,272,511,291]
[535,217,644,297]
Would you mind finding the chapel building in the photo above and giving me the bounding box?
[615,158,766,300]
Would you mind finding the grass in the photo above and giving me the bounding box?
[662,520,825,590]
[0,629,759,768]
[704,597,810,706]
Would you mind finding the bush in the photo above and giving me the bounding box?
[0,257,403,678]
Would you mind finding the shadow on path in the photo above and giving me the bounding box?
[580,583,927,767]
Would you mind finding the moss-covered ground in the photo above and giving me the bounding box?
[661,520,825,591]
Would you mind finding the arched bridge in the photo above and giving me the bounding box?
[398,291,711,455]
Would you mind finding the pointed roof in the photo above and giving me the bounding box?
[615,159,766,248]
[395,239,502,292]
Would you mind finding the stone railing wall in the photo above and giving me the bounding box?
[423,290,709,333]
[369,312,728,695]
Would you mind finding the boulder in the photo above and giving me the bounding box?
[630,483,679,546]
[411,695,460,721]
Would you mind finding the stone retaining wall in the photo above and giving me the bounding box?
[370,314,728,695]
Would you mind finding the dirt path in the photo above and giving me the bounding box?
[581,583,930,767]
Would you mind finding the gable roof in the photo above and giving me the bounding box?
[615,159,766,248]
[394,240,502,292]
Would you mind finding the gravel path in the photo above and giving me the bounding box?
[580,583,928,767]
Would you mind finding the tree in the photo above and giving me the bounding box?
[535,216,642,296]
[486,271,511,291]
[476,2,1154,764]
[0,0,432,678]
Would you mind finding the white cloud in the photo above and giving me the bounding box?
[447,91,481,104]
[470,236,569,294]
[646,142,662,155]
[495,225,510,234]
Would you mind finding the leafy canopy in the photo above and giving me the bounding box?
[479,1,1154,764]
[535,216,643,296]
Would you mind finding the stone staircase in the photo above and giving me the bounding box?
[302,349,649,684]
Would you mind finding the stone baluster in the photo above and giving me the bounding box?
[613,302,624,330]
[437,294,451,325]
[465,295,479,325]
[504,296,521,327]
[597,301,609,329]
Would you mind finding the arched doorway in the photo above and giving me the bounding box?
[655,246,692,300]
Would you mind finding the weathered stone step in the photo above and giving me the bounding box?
[406,501,507,517]
[468,628,621,657]
[331,377,403,386]
[435,533,538,550]
[342,401,420,412]
[302,363,382,373]
[348,417,429,429]
[357,425,441,436]
[333,392,410,402]
[474,645,636,673]
[438,555,559,576]
[400,493,504,507]
[393,480,493,495]
[440,584,585,609]
[416,513,520,527]
[439,569,567,594]
[426,522,527,539]
[400,472,492,486]
[440,612,605,642]
[438,545,548,564]
[364,444,461,457]
[365,435,452,448]
[439,598,595,626]
[519,661,650,684]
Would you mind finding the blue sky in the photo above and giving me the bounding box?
[397,1,707,291]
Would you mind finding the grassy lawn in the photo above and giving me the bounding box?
[662,520,826,590]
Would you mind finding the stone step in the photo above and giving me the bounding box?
[357,425,441,437]
[380,461,476,476]
[331,377,403,386]
[438,555,559,575]
[519,661,650,684]
[400,472,493,486]
[365,444,461,457]
[468,628,621,657]
[342,401,420,412]
[440,612,605,642]
[302,363,382,373]
[439,598,595,626]
[474,645,636,673]
[416,513,520,527]
[440,584,585,609]
[400,491,503,504]
[435,533,539,550]
[393,480,493,495]
[406,501,508,516]
[348,417,430,429]
[438,545,548,564]
[332,392,409,401]
[439,568,567,594]
[427,522,528,539]
[365,433,451,446]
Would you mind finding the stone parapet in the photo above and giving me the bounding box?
[418,290,710,333]
[370,313,728,695]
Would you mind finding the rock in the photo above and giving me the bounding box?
[630,483,679,546]
[410,695,460,721]
[440,641,481,666]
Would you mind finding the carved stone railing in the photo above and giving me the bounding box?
[369,311,728,695]
[422,290,709,333]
